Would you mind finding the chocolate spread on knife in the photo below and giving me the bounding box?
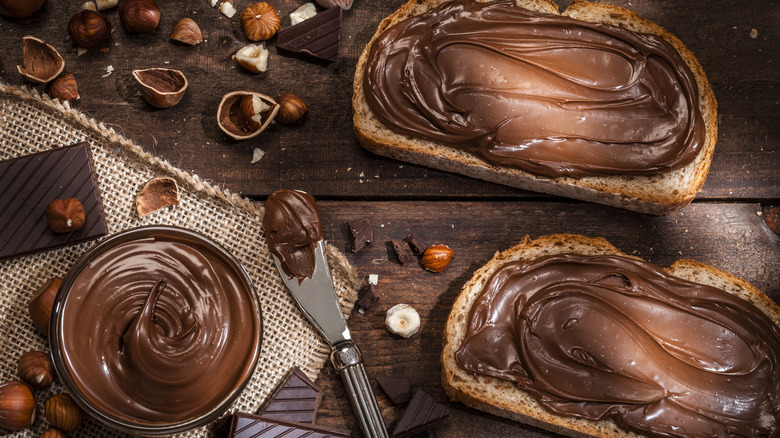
[363,0,706,178]
[455,253,780,437]
[60,234,259,424]
[263,190,324,282]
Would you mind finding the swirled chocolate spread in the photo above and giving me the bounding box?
[59,233,260,424]
[363,0,706,178]
[455,253,780,437]
[264,190,324,282]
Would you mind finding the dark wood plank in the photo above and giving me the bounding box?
[312,201,780,436]
[0,0,777,200]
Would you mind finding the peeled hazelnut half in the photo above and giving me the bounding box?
[16,36,64,84]
[217,91,279,140]
[49,74,79,102]
[132,68,188,109]
[170,18,202,45]
[235,44,269,73]
[136,177,179,217]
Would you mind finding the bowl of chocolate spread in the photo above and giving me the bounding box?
[50,226,262,434]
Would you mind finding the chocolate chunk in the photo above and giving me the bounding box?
[348,218,372,253]
[376,375,411,405]
[357,283,380,310]
[403,234,427,256]
[391,239,415,265]
[392,390,449,437]
[226,413,350,438]
[259,367,322,424]
[0,143,106,261]
[277,6,342,62]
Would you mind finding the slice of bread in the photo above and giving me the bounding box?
[441,234,780,437]
[353,0,718,215]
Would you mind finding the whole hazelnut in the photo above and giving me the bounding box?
[45,198,85,233]
[170,17,202,46]
[276,93,307,124]
[28,277,62,336]
[119,0,160,33]
[0,381,36,430]
[68,10,111,49]
[45,394,83,432]
[421,244,454,273]
[17,351,55,390]
[238,94,270,131]
[40,429,68,438]
[49,74,79,102]
[0,0,44,18]
[241,2,280,42]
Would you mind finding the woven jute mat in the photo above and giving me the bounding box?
[0,83,359,437]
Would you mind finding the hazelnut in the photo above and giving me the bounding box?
[241,2,280,42]
[17,351,55,390]
[28,277,62,336]
[136,177,179,217]
[217,91,279,140]
[315,0,354,9]
[276,93,307,124]
[49,74,79,102]
[40,429,68,438]
[16,36,65,84]
[0,0,44,18]
[170,18,202,46]
[68,10,111,49]
[290,3,316,26]
[132,68,188,108]
[219,1,236,17]
[119,0,160,33]
[235,44,269,73]
[45,393,83,432]
[385,304,420,338]
[95,0,118,10]
[421,244,453,273]
[81,1,97,11]
[0,381,36,430]
[45,198,85,234]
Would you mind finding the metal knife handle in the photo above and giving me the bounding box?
[331,343,389,438]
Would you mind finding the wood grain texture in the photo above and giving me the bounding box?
[0,0,777,200]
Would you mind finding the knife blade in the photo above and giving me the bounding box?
[272,242,389,438]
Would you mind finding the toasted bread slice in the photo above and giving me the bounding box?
[353,0,718,215]
[441,234,780,437]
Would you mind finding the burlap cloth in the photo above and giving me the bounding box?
[0,83,360,437]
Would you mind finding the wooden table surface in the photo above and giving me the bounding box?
[1,0,778,436]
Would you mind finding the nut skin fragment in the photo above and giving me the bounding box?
[241,2,280,41]
[136,177,179,217]
[119,0,160,33]
[49,74,79,102]
[45,198,85,233]
[68,10,111,49]
[0,381,37,430]
[28,277,62,336]
[421,244,453,273]
[17,351,56,390]
[16,36,65,84]
[45,393,84,432]
[385,304,420,338]
[170,18,202,45]
[276,93,307,124]
[132,68,188,108]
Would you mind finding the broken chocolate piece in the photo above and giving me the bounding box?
[357,283,380,310]
[348,218,372,253]
[392,239,415,265]
[392,390,449,437]
[226,412,350,438]
[0,143,107,261]
[277,6,342,62]
[376,375,411,405]
[259,367,322,424]
[403,234,427,256]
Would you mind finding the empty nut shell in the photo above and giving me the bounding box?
[45,393,83,432]
[16,36,65,84]
[119,0,160,33]
[170,17,202,45]
[49,74,79,102]
[217,91,279,140]
[132,68,188,108]
[68,10,111,49]
[241,2,280,41]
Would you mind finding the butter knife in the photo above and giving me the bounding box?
[271,242,389,438]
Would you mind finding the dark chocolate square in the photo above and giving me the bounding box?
[277,6,342,62]
[392,389,449,437]
[357,283,380,310]
[227,412,350,438]
[348,218,372,253]
[391,239,415,265]
[259,367,322,424]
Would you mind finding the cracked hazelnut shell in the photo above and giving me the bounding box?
[16,36,64,84]
[132,68,188,108]
[241,2,280,41]
[136,177,179,217]
[217,91,279,140]
[68,10,111,49]
[119,0,160,33]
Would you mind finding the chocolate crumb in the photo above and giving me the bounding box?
[357,283,379,310]
[403,234,427,255]
[348,219,372,253]
[392,239,415,265]
[376,375,411,405]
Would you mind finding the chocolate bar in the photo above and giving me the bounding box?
[260,367,322,424]
[0,143,106,260]
[277,6,342,62]
[392,390,449,437]
[226,413,350,438]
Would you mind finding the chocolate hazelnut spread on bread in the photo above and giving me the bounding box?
[455,253,780,437]
[263,190,324,282]
[363,0,705,178]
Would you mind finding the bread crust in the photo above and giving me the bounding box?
[440,234,780,438]
[353,0,718,215]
